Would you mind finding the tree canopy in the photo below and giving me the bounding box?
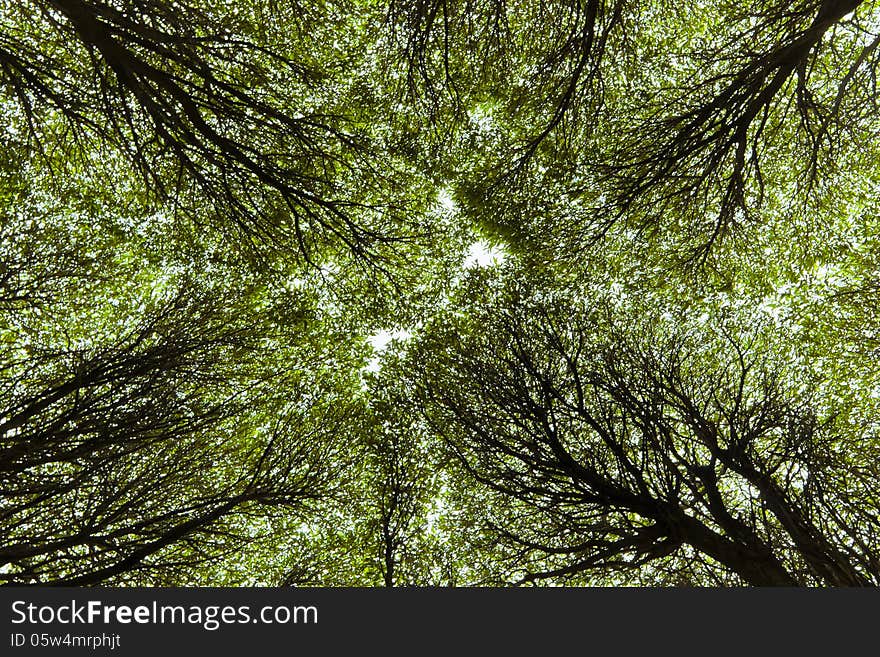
[1,0,879,586]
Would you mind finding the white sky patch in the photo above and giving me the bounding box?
[436,187,456,214]
[364,329,412,373]
[368,329,412,351]
[463,240,506,269]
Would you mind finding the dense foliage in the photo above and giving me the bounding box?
[1,0,879,585]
